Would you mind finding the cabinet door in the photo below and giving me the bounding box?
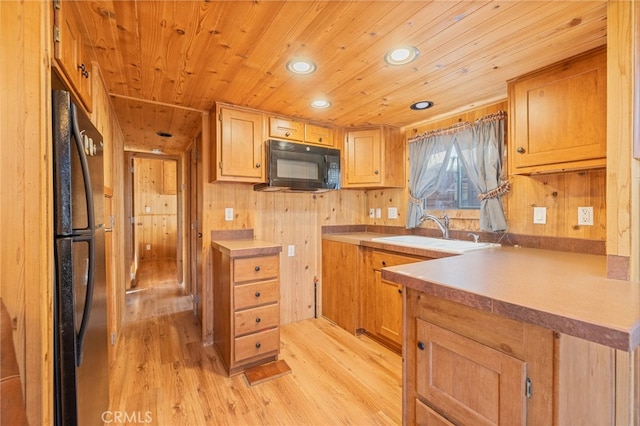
[374,271,402,346]
[321,239,360,334]
[345,129,382,185]
[54,1,92,112]
[509,48,606,173]
[305,123,334,147]
[415,319,527,426]
[415,399,455,426]
[218,107,264,181]
[269,117,304,141]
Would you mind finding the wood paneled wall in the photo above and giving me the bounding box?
[0,1,51,424]
[365,101,607,242]
[134,158,178,261]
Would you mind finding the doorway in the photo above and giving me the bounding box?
[123,153,191,321]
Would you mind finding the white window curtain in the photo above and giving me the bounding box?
[406,111,509,232]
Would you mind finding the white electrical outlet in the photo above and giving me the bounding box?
[388,207,398,219]
[146,244,151,251]
[145,206,151,213]
[369,208,375,218]
[533,207,547,224]
[577,206,594,226]
[288,245,295,257]
[375,208,382,219]
[224,207,234,221]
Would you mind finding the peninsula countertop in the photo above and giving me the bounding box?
[211,238,282,257]
[381,246,640,351]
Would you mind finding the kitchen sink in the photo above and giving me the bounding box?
[370,235,500,254]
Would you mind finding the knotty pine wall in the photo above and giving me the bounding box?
[134,158,178,261]
[0,1,52,424]
[365,101,607,242]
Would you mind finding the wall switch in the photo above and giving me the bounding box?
[375,208,382,219]
[369,208,375,218]
[145,206,151,213]
[224,207,234,221]
[146,244,151,251]
[388,207,398,219]
[288,245,295,257]
[577,206,594,225]
[533,207,547,224]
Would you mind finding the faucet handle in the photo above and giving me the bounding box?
[467,232,480,243]
[443,212,450,227]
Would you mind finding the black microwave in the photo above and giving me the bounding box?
[253,140,341,192]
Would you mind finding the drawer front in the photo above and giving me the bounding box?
[234,327,279,363]
[269,117,304,141]
[371,250,423,270]
[234,280,279,310]
[234,303,279,337]
[234,255,279,283]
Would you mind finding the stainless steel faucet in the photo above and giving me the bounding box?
[419,213,449,239]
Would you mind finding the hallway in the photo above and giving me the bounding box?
[124,260,192,323]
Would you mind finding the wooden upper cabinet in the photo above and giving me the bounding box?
[53,0,93,113]
[269,117,304,142]
[210,104,265,183]
[269,117,335,147]
[343,126,405,188]
[304,123,334,147]
[508,47,606,174]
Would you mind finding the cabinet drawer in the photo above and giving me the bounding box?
[371,250,423,270]
[305,123,334,146]
[269,117,304,141]
[234,327,280,363]
[234,255,279,283]
[234,280,279,310]
[234,303,279,336]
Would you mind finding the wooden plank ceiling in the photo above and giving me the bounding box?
[76,0,607,155]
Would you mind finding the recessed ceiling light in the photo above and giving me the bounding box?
[286,59,317,75]
[410,101,434,110]
[310,99,331,109]
[385,46,419,65]
[156,131,173,138]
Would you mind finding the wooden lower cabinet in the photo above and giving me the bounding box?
[404,288,554,425]
[212,250,280,376]
[367,249,425,351]
[405,288,640,425]
[321,239,362,334]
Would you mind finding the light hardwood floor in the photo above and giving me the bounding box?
[110,260,402,425]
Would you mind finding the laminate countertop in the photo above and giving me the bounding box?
[381,245,640,352]
[211,239,282,257]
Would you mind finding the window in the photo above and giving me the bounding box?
[426,146,480,210]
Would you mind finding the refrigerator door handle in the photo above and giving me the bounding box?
[70,103,96,366]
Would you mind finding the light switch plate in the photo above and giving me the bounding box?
[288,245,295,257]
[533,207,546,224]
[388,207,398,219]
[375,208,382,219]
[224,207,233,221]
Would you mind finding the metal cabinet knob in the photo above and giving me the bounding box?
[417,341,426,351]
[255,291,261,297]
[255,317,261,323]
[255,266,261,272]
[255,162,261,168]
[382,261,386,266]
[255,342,261,349]
[285,131,291,137]
[517,147,526,154]
[374,170,379,175]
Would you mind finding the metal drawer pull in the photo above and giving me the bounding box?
[255,342,261,349]
[255,266,261,272]
[255,317,261,323]
[255,291,261,297]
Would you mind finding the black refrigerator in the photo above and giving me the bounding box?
[52,90,109,425]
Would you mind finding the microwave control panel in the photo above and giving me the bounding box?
[327,161,340,186]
